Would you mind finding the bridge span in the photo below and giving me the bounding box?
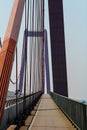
[28,94,76,130]
[2,92,86,130]
[0,0,87,130]
[7,94,76,130]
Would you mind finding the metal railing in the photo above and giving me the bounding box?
[1,91,42,130]
[50,92,87,130]
[5,92,42,107]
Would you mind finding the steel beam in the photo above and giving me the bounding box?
[0,0,24,122]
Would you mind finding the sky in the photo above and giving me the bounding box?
[63,0,87,99]
[0,0,87,100]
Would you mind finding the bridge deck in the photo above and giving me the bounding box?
[29,94,76,130]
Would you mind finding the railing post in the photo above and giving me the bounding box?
[50,92,87,130]
[82,104,86,130]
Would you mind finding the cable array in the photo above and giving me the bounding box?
[9,0,44,118]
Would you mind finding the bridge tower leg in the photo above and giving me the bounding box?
[0,0,24,122]
[48,0,68,96]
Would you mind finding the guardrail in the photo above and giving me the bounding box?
[50,92,87,130]
[5,97,22,107]
[5,93,39,107]
[1,91,42,130]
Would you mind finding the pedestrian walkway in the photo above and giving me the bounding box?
[29,94,76,130]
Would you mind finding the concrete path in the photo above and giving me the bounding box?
[29,94,76,130]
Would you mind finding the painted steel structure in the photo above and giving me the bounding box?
[0,0,25,122]
[0,0,44,123]
[50,92,87,130]
[44,30,50,93]
[48,0,68,96]
[0,0,68,125]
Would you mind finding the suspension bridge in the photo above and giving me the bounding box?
[0,0,87,130]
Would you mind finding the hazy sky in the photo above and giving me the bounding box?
[63,0,87,100]
[0,0,87,100]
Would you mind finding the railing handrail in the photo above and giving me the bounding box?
[5,91,42,107]
[1,91,42,130]
[50,91,87,130]
[52,92,87,106]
